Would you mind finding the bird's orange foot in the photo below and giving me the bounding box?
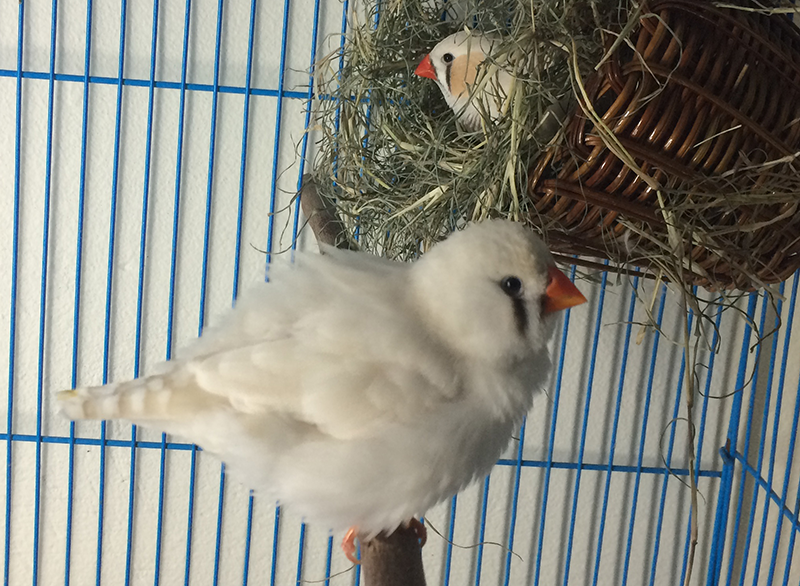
[406,518,427,547]
[341,526,360,564]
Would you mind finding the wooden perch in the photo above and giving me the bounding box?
[298,174,427,586]
[360,525,427,586]
[299,174,358,252]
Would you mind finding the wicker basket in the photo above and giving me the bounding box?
[528,0,800,290]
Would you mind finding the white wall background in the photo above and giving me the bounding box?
[0,1,799,585]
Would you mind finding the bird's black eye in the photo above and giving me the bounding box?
[443,52,454,63]
[500,276,523,298]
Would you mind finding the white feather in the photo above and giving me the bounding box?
[58,220,573,536]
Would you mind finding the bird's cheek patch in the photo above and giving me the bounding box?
[448,52,483,97]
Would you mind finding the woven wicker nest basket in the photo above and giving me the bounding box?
[528,0,800,290]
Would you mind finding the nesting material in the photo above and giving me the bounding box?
[311,0,800,290]
[529,0,800,290]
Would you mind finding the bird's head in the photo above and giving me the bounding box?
[414,31,506,131]
[411,220,586,366]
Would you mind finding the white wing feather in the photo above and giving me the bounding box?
[61,246,462,446]
[180,248,460,432]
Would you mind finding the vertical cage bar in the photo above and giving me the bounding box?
[242,495,255,586]
[291,0,323,246]
[212,466,226,586]
[502,420,526,586]
[269,506,281,586]
[354,541,362,586]
[199,0,225,335]
[65,1,95,581]
[124,421,137,586]
[33,2,59,584]
[183,448,197,586]
[167,1,194,583]
[4,4,24,585]
[231,0,258,301]
[766,276,800,584]
[125,2,161,585]
[201,2,227,582]
[779,415,800,586]
[736,286,784,586]
[233,2,260,583]
[648,287,698,586]
[563,271,609,586]
[444,495,458,586]
[725,291,777,586]
[474,475,491,586]
[266,1,297,579]
[620,285,667,586]
[685,301,725,585]
[295,523,307,585]
[533,265,579,586]
[592,279,638,586]
[263,0,293,269]
[153,431,167,586]
[706,293,759,585]
[323,535,334,586]
[751,278,798,586]
[94,3,129,582]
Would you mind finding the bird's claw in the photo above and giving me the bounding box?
[341,519,425,564]
[342,527,360,565]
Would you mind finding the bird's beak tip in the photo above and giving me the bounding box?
[414,54,437,80]
[542,266,587,314]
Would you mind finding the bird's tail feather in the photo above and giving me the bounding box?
[57,375,173,421]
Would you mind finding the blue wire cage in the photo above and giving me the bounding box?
[0,1,798,585]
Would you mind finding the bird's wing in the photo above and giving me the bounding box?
[187,331,459,440]
[182,254,460,439]
[84,249,462,440]
[175,248,402,361]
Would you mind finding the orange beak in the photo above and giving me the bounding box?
[542,266,587,314]
[414,54,437,80]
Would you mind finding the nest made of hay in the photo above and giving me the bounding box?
[311,0,800,291]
